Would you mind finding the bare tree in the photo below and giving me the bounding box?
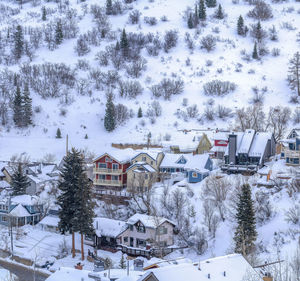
[202,200,219,237]
[288,52,300,97]
[201,176,230,221]
[266,106,291,141]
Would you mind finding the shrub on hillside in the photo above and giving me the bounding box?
[203,80,236,96]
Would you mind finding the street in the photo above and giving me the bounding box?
[0,259,49,281]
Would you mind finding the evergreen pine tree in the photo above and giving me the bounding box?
[215,4,224,19]
[252,42,259,59]
[120,29,129,58]
[234,183,257,256]
[188,14,194,29]
[13,85,23,127]
[104,92,116,132]
[106,0,113,15]
[56,128,62,138]
[137,107,142,118]
[84,134,88,139]
[199,0,206,21]
[23,83,33,127]
[237,15,244,36]
[42,6,47,21]
[57,148,83,257]
[55,20,63,45]
[206,0,217,8]
[72,151,95,261]
[119,254,126,269]
[11,163,30,196]
[194,4,199,26]
[13,25,24,60]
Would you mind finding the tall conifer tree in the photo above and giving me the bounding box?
[13,85,23,127]
[55,20,63,45]
[199,0,206,21]
[234,184,257,256]
[13,25,24,60]
[120,29,129,58]
[104,92,116,132]
[11,164,30,196]
[23,83,33,126]
[237,15,244,35]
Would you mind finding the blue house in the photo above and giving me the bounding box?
[160,154,188,174]
[0,195,43,227]
[184,154,213,183]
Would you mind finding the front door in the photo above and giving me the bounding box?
[130,237,134,247]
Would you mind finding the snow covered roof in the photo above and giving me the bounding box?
[0,180,10,189]
[132,150,163,161]
[11,195,39,206]
[160,154,187,168]
[249,132,272,163]
[127,214,175,228]
[139,254,258,281]
[9,204,31,217]
[237,129,256,154]
[45,267,109,281]
[94,148,135,164]
[127,163,156,173]
[93,217,127,238]
[213,132,228,141]
[39,215,59,227]
[184,154,210,171]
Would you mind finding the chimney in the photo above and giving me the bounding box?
[263,276,273,281]
[208,273,210,279]
[228,134,237,165]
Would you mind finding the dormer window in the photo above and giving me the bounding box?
[105,157,112,162]
[136,221,146,233]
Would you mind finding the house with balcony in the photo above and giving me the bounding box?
[280,129,300,166]
[0,195,43,227]
[222,129,276,173]
[93,150,133,191]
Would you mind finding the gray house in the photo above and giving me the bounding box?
[222,129,276,173]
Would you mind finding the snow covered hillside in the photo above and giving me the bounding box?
[0,0,299,160]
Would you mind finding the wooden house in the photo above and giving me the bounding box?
[93,151,132,191]
[280,128,300,166]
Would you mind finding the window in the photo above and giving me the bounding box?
[136,239,146,247]
[1,216,7,222]
[136,222,146,233]
[112,175,118,181]
[144,174,148,179]
[192,172,198,178]
[124,237,128,243]
[151,161,153,165]
[129,225,133,231]
[98,163,106,168]
[157,226,167,235]
[105,157,112,162]
[142,156,146,162]
[112,163,119,170]
[99,175,105,180]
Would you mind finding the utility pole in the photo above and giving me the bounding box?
[66,134,69,156]
[9,216,13,260]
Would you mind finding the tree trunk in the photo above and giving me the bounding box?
[81,233,84,261]
[72,232,75,258]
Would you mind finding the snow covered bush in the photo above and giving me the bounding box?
[163,30,178,53]
[144,16,157,26]
[203,80,236,96]
[285,204,300,225]
[248,0,273,21]
[150,78,184,100]
[200,35,216,52]
[217,105,233,119]
[128,9,141,24]
[115,103,130,125]
[118,80,143,98]
[74,35,90,56]
[255,191,274,225]
[125,57,147,78]
[186,104,199,118]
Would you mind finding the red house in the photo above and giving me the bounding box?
[210,132,229,159]
[93,152,132,191]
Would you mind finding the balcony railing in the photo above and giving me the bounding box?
[93,168,123,174]
[93,179,123,186]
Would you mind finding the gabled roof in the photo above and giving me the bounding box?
[127,214,176,228]
[132,150,163,162]
[93,217,127,238]
[237,129,256,154]
[9,204,31,217]
[93,149,134,164]
[184,154,211,172]
[160,154,187,168]
[127,163,156,173]
[11,195,39,206]
[249,132,272,163]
